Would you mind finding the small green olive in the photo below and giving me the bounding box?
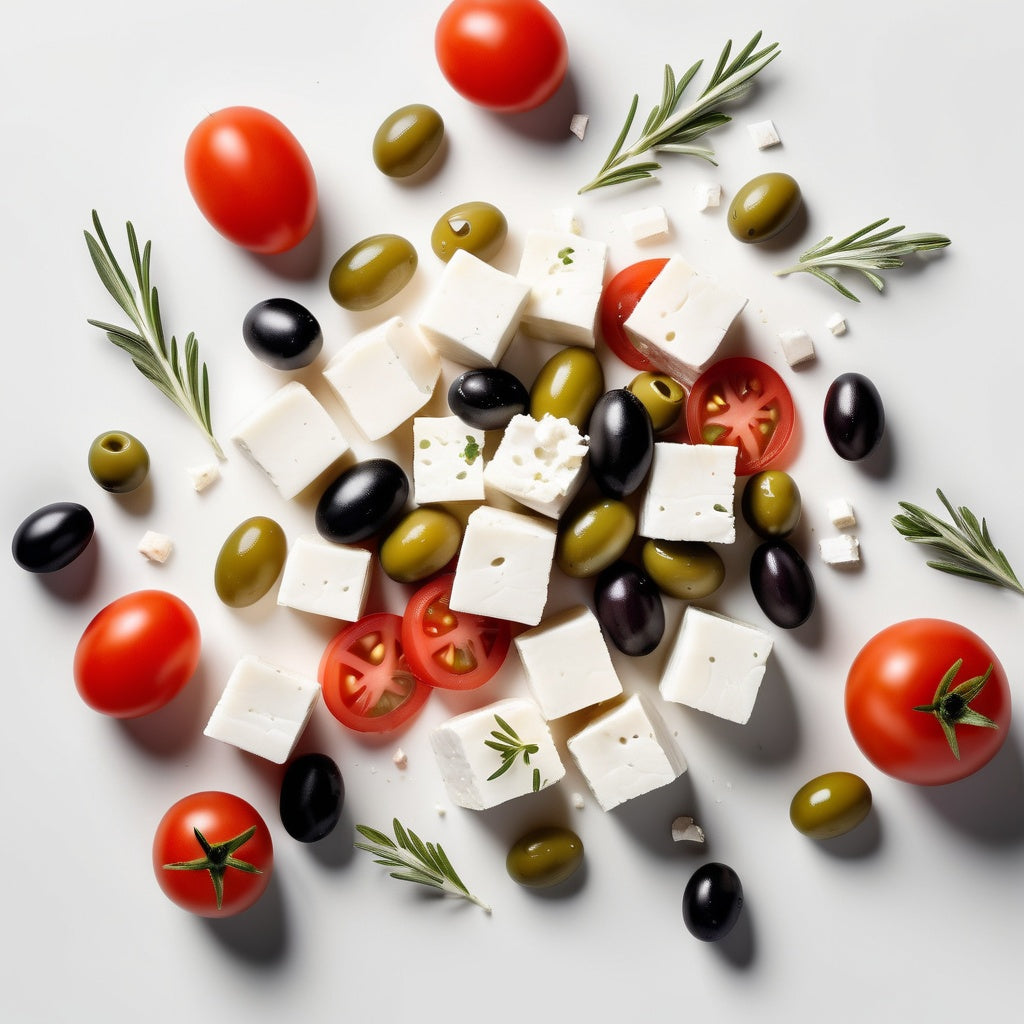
[506,825,584,889]
[87,430,150,493]
[214,516,287,608]
[431,201,508,263]
[789,771,872,840]
[556,498,635,578]
[742,470,801,539]
[379,507,462,584]
[372,103,444,178]
[727,172,802,243]
[530,347,604,430]
[328,233,417,311]
[641,539,725,600]
[627,372,686,434]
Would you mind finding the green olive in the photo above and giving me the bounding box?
[741,470,801,539]
[789,771,872,840]
[328,234,417,311]
[214,516,287,608]
[627,372,686,434]
[530,347,604,430]
[87,430,150,493]
[372,103,444,178]
[431,201,508,263]
[379,507,462,584]
[506,825,584,889]
[727,172,802,243]
[556,498,635,578]
[641,539,725,600]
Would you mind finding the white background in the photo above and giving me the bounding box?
[3,1,1022,1020]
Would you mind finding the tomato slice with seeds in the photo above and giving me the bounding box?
[598,258,668,371]
[685,356,797,476]
[402,574,512,690]
[319,612,430,733]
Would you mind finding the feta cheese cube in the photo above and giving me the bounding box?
[514,605,623,719]
[566,694,687,811]
[819,534,861,566]
[569,113,589,140]
[694,182,723,211]
[322,316,440,440]
[277,534,372,620]
[138,530,173,563]
[449,505,557,625]
[659,606,773,724]
[639,443,737,543]
[204,655,320,763]
[826,497,857,528]
[231,381,350,500]
[412,416,486,504]
[187,462,220,492]
[748,119,781,148]
[430,697,565,810]
[826,312,848,336]
[778,328,816,367]
[622,205,669,242]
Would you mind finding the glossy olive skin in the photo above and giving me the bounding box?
[12,501,94,573]
[588,389,654,499]
[88,431,150,493]
[316,459,409,544]
[448,367,529,430]
[214,516,287,607]
[682,862,744,942]
[627,372,686,433]
[750,539,815,629]
[728,172,802,243]
[594,560,665,656]
[742,470,801,539]
[506,826,584,889]
[328,234,417,311]
[280,752,345,843]
[379,507,462,583]
[556,498,635,578]
[242,297,323,370]
[530,347,604,431]
[824,372,885,461]
[641,539,725,600]
[790,771,872,840]
[372,103,444,178]
[431,201,507,263]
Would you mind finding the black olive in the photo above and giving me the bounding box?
[448,368,529,430]
[315,459,409,544]
[12,502,94,573]
[749,539,815,629]
[242,297,323,370]
[280,753,344,843]
[823,372,885,461]
[588,389,654,498]
[682,862,744,942]
[594,560,664,656]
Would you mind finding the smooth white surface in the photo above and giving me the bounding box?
[2,1,1022,1020]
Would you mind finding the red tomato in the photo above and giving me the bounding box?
[435,0,568,113]
[73,590,201,718]
[184,106,317,254]
[845,619,1011,786]
[402,574,512,690]
[685,356,796,476]
[153,792,273,918]
[319,612,430,733]
[598,259,667,371]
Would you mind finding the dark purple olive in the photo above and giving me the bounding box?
[315,458,409,544]
[243,297,323,370]
[448,368,529,430]
[594,560,664,656]
[280,752,344,843]
[12,502,94,573]
[823,372,884,461]
[588,389,654,498]
[750,539,815,629]
[682,862,744,942]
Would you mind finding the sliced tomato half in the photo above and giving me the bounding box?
[598,258,668,371]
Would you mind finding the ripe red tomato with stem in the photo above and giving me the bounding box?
[598,258,668,372]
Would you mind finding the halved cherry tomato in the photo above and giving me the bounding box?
[685,356,796,476]
[598,258,667,371]
[402,574,511,690]
[319,612,430,733]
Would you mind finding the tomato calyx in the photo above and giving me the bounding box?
[913,659,999,760]
[162,826,264,911]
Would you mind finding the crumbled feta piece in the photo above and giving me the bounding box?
[392,748,408,770]
[826,312,848,336]
[748,119,781,148]
[569,113,589,140]
[572,792,586,810]
[819,534,861,566]
[778,328,816,367]
[187,462,220,492]
[671,816,706,843]
[622,205,669,242]
[138,530,173,563]
[826,497,857,528]
[413,416,486,504]
[276,535,372,621]
[694,182,723,211]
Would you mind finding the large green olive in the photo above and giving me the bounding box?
[741,470,801,539]
[88,430,150,493]
[556,498,635,578]
[372,103,444,178]
[627,372,686,434]
[431,201,507,263]
[789,771,872,839]
[727,172,802,243]
[328,234,417,311]
[379,507,462,583]
[214,516,287,607]
[641,539,725,600]
[506,825,584,889]
[530,347,604,430]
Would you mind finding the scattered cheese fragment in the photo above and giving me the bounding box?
[569,113,589,140]
[187,462,220,492]
[622,205,669,242]
[572,792,586,810]
[138,530,173,563]
[277,535,372,621]
[671,816,706,844]
[413,416,486,504]
[694,182,723,211]
[392,748,408,770]
[778,328,816,367]
[748,118,781,148]
[819,534,861,566]
[826,312,848,336]
[826,497,857,529]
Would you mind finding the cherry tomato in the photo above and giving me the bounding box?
[685,356,796,476]
[435,0,568,113]
[185,106,317,254]
[73,590,201,718]
[153,792,273,918]
[319,612,430,732]
[598,259,667,371]
[845,619,1011,786]
[402,574,511,690]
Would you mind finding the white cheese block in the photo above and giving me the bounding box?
[778,328,816,367]
[748,118,781,148]
[187,462,220,492]
[826,312,848,336]
[138,530,173,563]
[659,606,773,724]
[569,113,589,140]
[566,693,686,811]
[622,206,669,242]
[694,182,723,211]
[819,534,861,566]
[412,416,486,504]
[826,497,857,528]
[276,534,372,620]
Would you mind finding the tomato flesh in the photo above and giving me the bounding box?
[598,259,667,371]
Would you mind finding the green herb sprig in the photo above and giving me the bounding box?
[486,714,542,792]
[84,211,223,458]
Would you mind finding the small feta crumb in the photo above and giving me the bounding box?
[826,312,848,336]
[392,748,408,770]
[622,205,669,242]
[826,498,857,529]
[748,119,781,149]
[778,328,815,367]
[572,792,586,810]
[819,534,861,566]
[435,804,447,817]
[187,462,220,492]
[569,113,589,140]
[671,816,706,844]
[138,530,173,563]
[694,182,722,211]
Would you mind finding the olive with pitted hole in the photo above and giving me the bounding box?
[88,431,150,493]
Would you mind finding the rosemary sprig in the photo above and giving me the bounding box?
[354,818,491,912]
[578,32,780,194]
[84,211,224,458]
[485,714,541,792]
[892,489,1024,595]
[775,218,950,301]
